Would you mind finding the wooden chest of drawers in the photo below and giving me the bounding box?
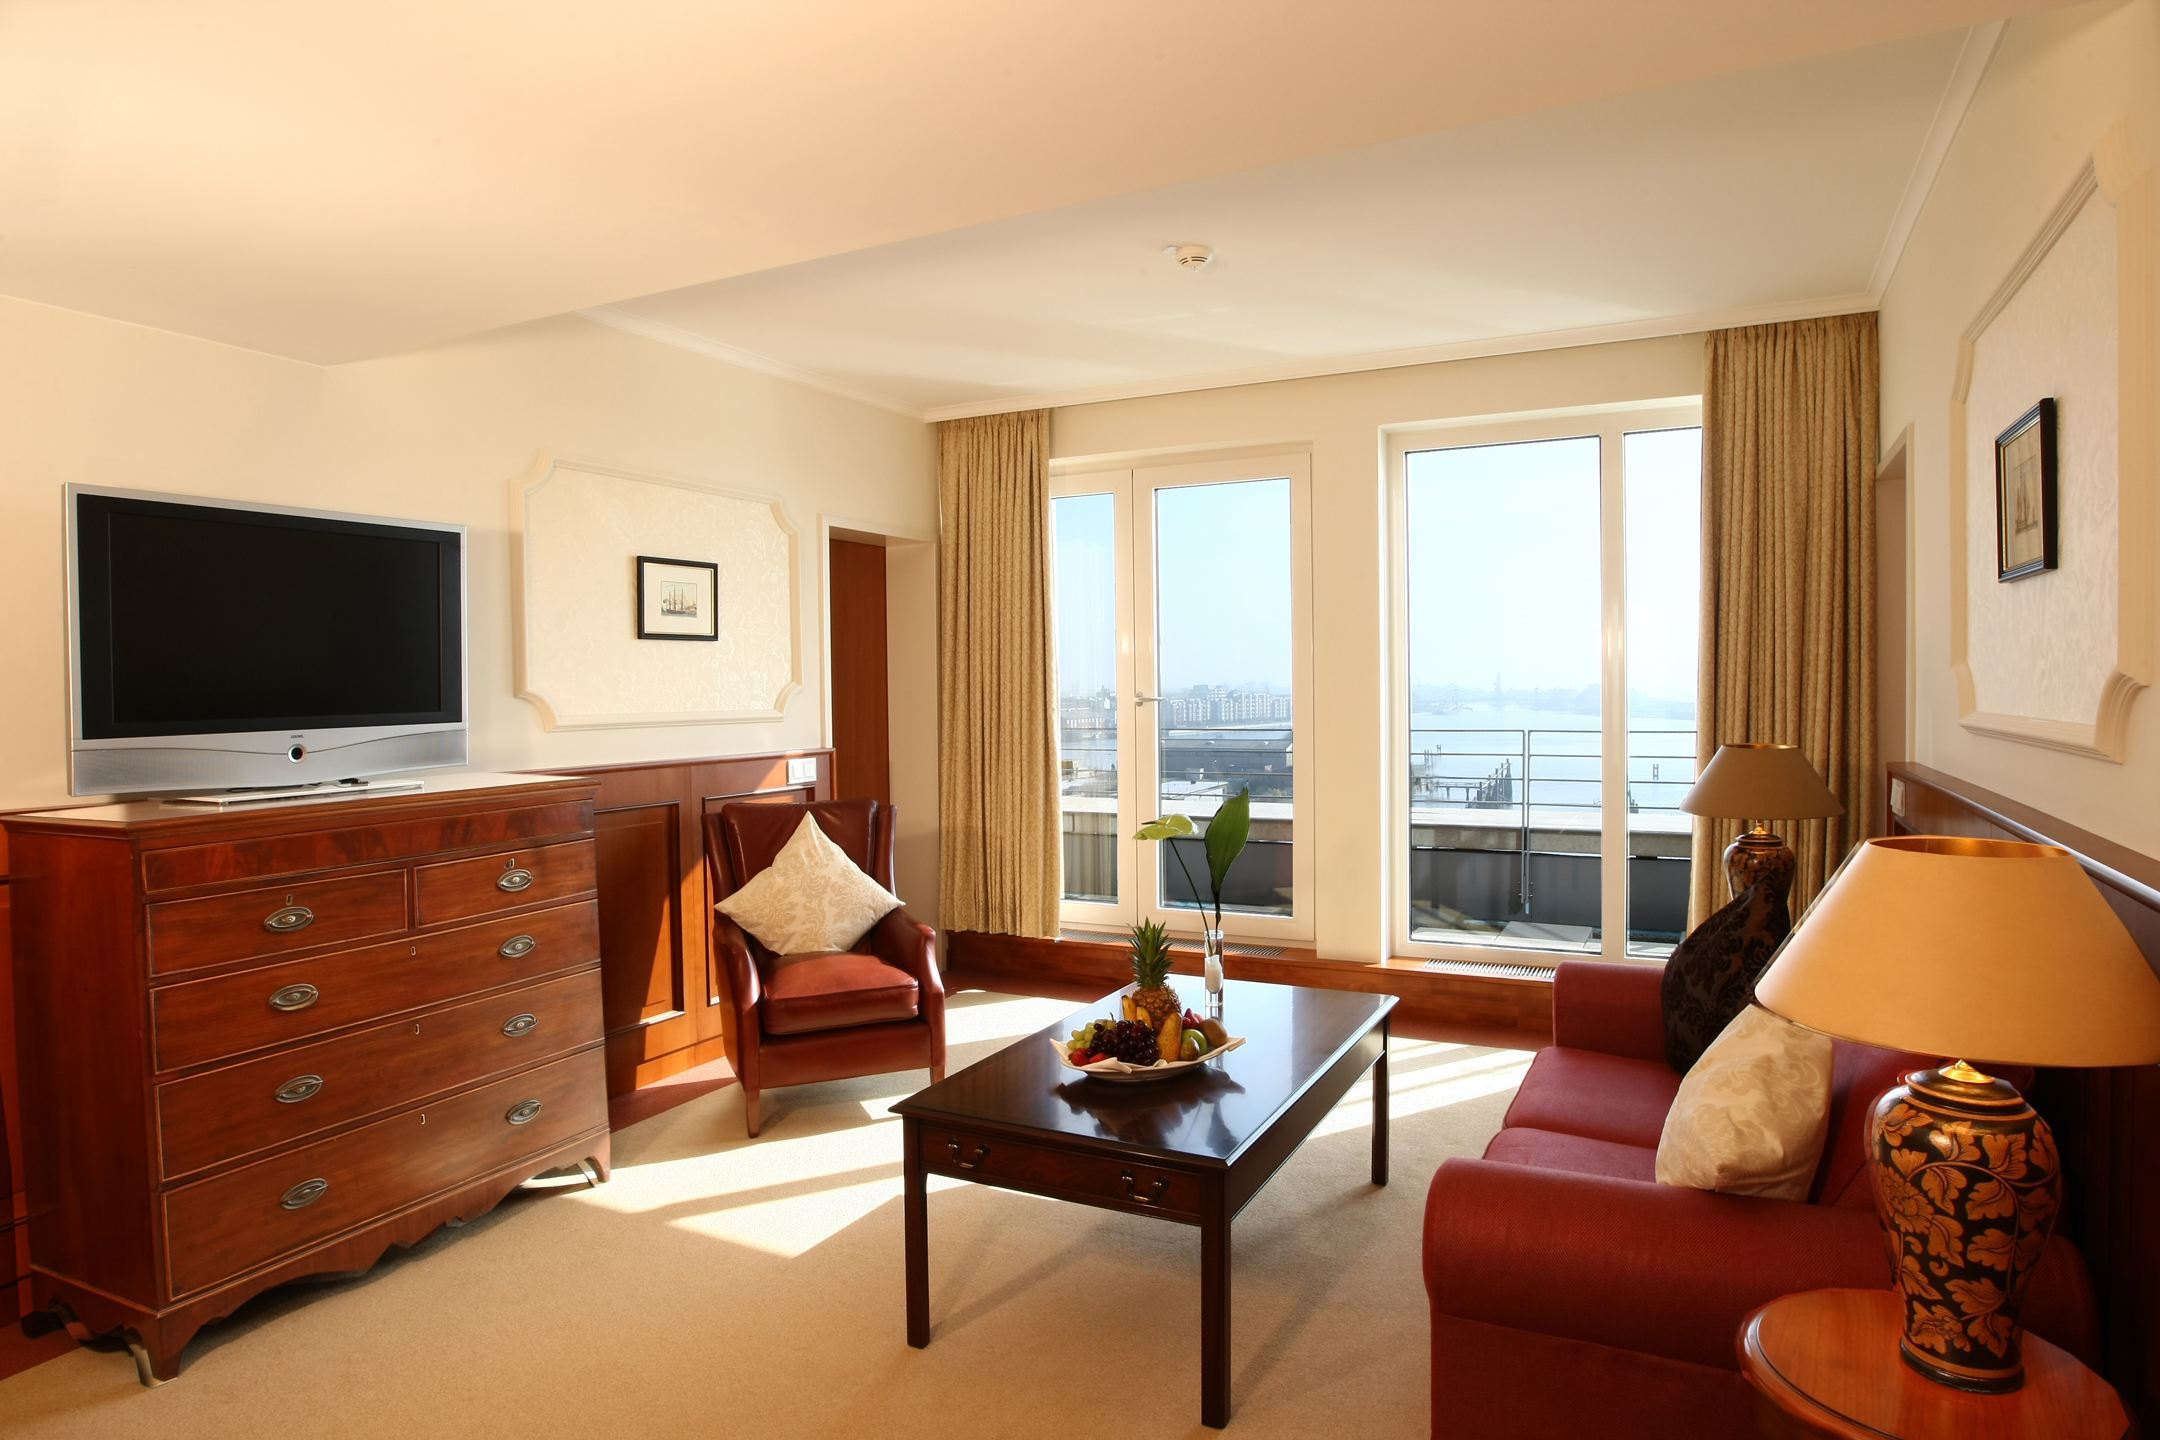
[2,774,610,1384]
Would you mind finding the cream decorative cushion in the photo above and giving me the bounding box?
[716,814,902,955]
[1654,1003,1833,1201]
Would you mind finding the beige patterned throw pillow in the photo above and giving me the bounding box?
[716,814,903,955]
[1654,1003,1833,1202]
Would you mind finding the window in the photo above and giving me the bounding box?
[1390,406,1702,963]
[1051,454,1314,942]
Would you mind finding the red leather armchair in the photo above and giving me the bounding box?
[1422,960,2101,1439]
[704,799,945,1137]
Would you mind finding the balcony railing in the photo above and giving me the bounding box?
[1052,722,1699,952]
[1407,726,1696,952]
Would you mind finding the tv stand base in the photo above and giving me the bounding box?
[164,776,427,809]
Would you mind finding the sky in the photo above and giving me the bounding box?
[1052,427,1700,708]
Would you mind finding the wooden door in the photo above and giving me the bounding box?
[829,539,891,805]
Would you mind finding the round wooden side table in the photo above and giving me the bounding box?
[1737,1289,2128,1440]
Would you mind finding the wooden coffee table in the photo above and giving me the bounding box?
[892,977,1395,1429]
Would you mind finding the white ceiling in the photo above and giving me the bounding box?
[0,1,2066,380]
[608,27,1990,416]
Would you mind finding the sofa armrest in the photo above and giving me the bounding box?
[1425,1157,1890,1370]
[862,907,944,1000]
[1423,1157,2101,1372]
[1552,959,1668,1064]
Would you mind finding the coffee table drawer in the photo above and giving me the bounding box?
[917,1124,1200,1221]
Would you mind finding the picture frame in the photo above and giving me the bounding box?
[635,555,719,640]
[1993,398,2057,582]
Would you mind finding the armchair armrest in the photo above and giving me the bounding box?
[712,912,761,1016]
[861,907,943,999]
[1552,959,1668,1064]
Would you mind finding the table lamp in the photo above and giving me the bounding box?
[1680,742,1844,903]
[1755,836,2160,1393]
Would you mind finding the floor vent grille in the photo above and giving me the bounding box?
[1418,958,1555,981]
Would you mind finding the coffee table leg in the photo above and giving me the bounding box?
[904,1117,929,1348]
[1372,1015,1390,1187]
[1201,1182,1231,1428]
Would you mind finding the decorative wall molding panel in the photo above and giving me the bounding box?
[1949,122,2153,762]
[514,454,802,729]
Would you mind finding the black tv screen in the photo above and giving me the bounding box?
[72,492,465,740]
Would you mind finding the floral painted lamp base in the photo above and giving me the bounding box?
[1871,1065,2059,1391]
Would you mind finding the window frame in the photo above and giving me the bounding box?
[1385,401,1702,967]
[1050,452,1316,945]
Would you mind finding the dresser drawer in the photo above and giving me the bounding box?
[156,968,605,1180]
[162,1046,606,1297]
[147,871,410,976]
[153,900,600,1072]
[916,1124,1201,1221]
[414,840,595,927]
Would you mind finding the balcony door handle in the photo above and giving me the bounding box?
[1135,695,1162,704]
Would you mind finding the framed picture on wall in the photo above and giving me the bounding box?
[1994,398,2057,582]
[636,555,720,640]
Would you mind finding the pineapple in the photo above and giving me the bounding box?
[1128,919,1180,1030]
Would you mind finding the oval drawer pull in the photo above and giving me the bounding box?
[263,904,315,935]
[501,1013,539,1039]
[275,1074,324,1105]
[268,983,320,1013]
[505,1099,543,1126]
[946,1139,990,1171]
[1120,1172,1170,1208]
[498,933,537,959]
[280,1177,329,1210]
[497,867,536,894]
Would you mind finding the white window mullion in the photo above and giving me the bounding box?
[1597,435,1629,962]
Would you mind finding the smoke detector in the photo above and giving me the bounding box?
[1164,243,1215,272]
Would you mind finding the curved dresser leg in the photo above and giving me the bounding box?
[124,1333,172,1389]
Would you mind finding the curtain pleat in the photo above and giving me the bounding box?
[1691,314,1879,925]
[937,410,1062,937]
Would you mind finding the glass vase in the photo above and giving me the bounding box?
[1201,927,1226,1018]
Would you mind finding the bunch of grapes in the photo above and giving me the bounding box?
[1099,1018,1161,1065]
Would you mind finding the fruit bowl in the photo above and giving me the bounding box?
[1048,1034,1245,1082]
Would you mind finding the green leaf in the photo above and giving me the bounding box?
[1134,814,1195,842]
[1203,788,1252,903]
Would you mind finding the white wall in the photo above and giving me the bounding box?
[1879,0,2160,856]
[0,298,938,896]
[1051,335,1704,961]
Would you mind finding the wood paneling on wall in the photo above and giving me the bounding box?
[557,751,832,1096]
[1888,761,2160,1431]
[1,831,23,1318]
[828,539,891,805]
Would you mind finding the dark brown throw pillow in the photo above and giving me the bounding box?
[1660,880,1792,1072]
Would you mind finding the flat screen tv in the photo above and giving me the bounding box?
[66,486,468,797]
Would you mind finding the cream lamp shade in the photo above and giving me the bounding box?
[1755,836,2160,1067]
[1679,743,1843,822]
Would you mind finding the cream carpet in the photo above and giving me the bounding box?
[0,991,1529,1439]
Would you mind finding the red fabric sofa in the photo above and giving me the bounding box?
[1423,959,2101,1439]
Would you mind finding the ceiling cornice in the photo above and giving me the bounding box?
[1868,19,2004,299]
[577,305,923,419]
[916,291,1881,422]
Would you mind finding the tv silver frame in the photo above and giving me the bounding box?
[64,484,470,798]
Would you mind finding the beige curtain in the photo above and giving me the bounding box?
[937,410,1062,937]
[1690,313,1879,926]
